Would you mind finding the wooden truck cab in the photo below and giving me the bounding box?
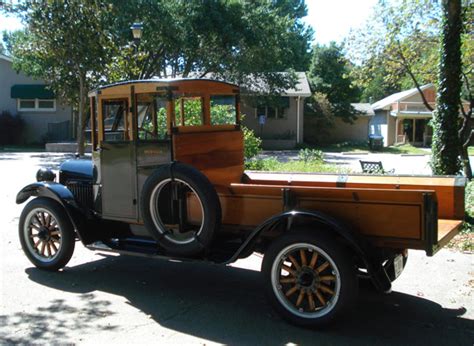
[17,78,466,328]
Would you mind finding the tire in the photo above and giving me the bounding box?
[262,231,358,327]
[19,197,76,271]
[141,162,221,256]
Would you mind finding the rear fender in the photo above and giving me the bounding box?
[226,209,392,293]
[16,182,91,244]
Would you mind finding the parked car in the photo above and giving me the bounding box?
[16,78,465,327]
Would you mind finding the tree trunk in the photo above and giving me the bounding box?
[431,0,462,175]
[76,74,86,156]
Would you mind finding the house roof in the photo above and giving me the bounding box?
[243,72,311,97]
[0,53,13,63]
[371,84,434,110]
[351,103,374,116]
[282,72,311,97]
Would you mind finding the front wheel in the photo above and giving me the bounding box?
[262,232,358,327]
[19,198,75,271]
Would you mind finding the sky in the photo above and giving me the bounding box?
[0,0,378,47]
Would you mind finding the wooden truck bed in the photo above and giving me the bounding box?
[194,171,465,256]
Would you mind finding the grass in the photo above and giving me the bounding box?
[245,157,351,174]
[448,181,473,252]
[0,144,45,152]
[300,141,428,155]
[468,147,474,156]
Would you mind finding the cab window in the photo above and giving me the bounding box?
[175,96,204,126]
[102,100,127,142]
[210,95,236,125]
[136,94,168,140]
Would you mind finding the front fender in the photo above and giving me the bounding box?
[226,209,392,293]
[16,182,76,206]
[16,182,90,244]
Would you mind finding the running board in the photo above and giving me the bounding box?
[86,240,202,263]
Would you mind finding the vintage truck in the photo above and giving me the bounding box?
[16,79,466,327]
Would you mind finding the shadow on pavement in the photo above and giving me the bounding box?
[18,254,474,345]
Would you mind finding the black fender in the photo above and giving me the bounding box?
[225,209,392,293]
[16,182,91,244]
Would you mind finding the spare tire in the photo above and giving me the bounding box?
[141,162,221,256]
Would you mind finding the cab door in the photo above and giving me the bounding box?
[99,98,137,221]
[135,93,172,221]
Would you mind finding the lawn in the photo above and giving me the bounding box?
[303,141,428,155]
[0,145,45,152]
[246,157,351,174]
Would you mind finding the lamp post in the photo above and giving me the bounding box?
[130,22,143,53]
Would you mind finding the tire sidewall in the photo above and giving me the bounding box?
[19,197,75,271]
[262,231,358,327]
[141,162,221,256]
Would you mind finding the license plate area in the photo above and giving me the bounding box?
[393,254,404,280]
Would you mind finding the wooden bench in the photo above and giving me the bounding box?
[359,160,394,174]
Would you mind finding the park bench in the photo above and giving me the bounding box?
[360,160,395,174]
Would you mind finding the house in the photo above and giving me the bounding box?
[370,83,470,147]
[303,103,374,144]
[240,72,311,149]
[0,53,73,144]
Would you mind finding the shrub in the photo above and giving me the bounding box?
[243,126,262,159]
[0,111,25,145]
[298,148,324,162]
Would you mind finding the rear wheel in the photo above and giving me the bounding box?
[19,198,75,271]
[262,232,358,327]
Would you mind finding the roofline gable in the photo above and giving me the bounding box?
[0,54,13,63]
[371,83,434,110]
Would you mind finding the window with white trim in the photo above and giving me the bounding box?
[255,106,286,119]
[17,98,56,112]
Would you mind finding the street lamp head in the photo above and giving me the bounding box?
[130,22,143,40]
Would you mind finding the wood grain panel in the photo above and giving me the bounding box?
[244,172,464,219]
[173,130,244,186]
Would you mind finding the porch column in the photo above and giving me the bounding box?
[394,118,399,144]
[296,96,301,144]
[412,119,416,144]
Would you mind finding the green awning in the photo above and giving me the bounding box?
[11,84,55,99]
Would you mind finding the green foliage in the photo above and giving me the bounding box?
[245,157,350,174]
[345,0,441,101]
[243,126,262,159]
[305,43,361,143]
[0,111,24,145]
[298,148,324,163]
[466,181,474,220]
[101,0,312,89]
[431,0,462,175]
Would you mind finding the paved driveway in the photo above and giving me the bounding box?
[0,152,473,344]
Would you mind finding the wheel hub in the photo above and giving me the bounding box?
[37,226,50,241]
[298,269,316,288]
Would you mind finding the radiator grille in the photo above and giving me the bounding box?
[67,181,93,209]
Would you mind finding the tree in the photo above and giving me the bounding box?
[3,1,313,152]
[103,0,312,91]
[5,1,114,155]
[431,0,463,175]
[346,0,473,177]
[305,42,361,143]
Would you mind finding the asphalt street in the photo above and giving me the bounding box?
[0,152,473,345]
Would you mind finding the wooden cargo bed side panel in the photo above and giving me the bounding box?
[244,172,464,220]
[225,183,427,241]
[173,130,244,186]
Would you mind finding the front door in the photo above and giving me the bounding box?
[135,93,172,221]
[100,99,137,221]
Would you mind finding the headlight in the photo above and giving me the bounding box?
[36,168,56,182]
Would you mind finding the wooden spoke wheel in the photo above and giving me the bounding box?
[19,198,75,271]
[262,232,358,327]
